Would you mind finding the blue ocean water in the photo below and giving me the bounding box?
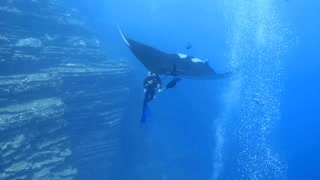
[70,0,320,179]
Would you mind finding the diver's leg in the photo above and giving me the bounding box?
[141,97,148,123]
[141,90,152,123]
[145,88,155,103]
[149,89,156,100]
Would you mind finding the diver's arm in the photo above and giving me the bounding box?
[143,79,147,88]
[156,76,162,91]
[143,78,148,92]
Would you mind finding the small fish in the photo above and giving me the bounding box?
[186,43,192,50]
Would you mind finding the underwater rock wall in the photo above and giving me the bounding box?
[0,97,77,179]
[57,62,129,179]
[0,0,129,179]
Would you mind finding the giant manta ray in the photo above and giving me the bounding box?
[119,26,232,79]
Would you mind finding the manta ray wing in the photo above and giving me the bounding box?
[118,26,233,79]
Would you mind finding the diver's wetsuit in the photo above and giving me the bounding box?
[141,73,161,122]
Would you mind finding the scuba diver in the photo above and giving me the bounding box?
[141,72,162,123]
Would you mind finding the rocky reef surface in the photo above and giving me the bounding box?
[0,0,129,179]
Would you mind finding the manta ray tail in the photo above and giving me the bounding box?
[214,65,242,79]
[214,71,234,79]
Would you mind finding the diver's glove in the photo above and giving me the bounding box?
[158,89,162,92]
[143,88,146,93]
